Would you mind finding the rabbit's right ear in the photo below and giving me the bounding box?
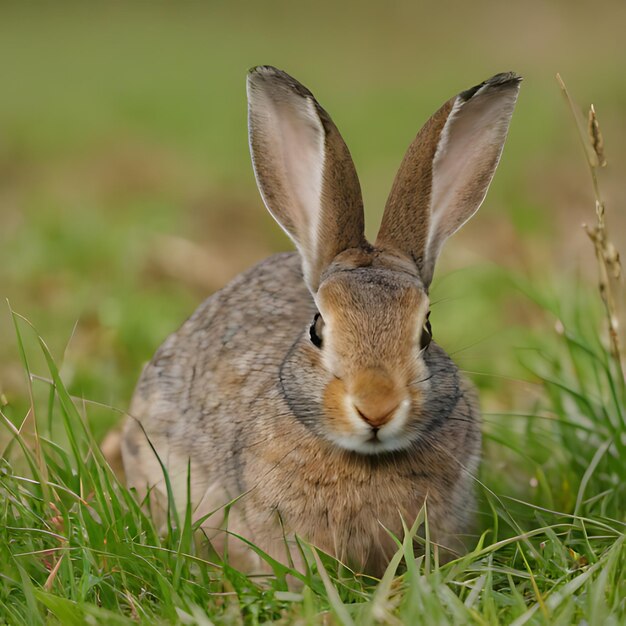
[376,73,521,288]
[247,66,366,293]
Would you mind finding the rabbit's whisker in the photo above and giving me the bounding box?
[411,373,434,386]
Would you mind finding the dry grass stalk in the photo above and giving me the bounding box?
[556,74,624,381]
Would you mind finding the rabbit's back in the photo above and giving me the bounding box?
[122,253,312,532]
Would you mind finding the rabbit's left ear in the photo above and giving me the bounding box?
[376,73,521,288]
[247,66,366,293]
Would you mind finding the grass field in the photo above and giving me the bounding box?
[1,1,625,623]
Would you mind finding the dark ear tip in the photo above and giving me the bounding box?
[247,65,284,88]
[247,65,316,102]
[487,71,523,87]
[248,65,280,77]
[459,72,522,101]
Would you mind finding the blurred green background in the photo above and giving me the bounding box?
[1,0,624,440]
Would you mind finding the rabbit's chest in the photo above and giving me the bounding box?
[262,462,434,574]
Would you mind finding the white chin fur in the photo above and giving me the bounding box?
[328,398,413,455]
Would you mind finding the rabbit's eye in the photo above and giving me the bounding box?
[420,312,432,350]
[309,312,324,348]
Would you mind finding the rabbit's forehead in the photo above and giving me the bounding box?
[317,269,428,326]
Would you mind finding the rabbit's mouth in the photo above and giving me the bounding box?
[366,428,384,444]
[325,392,416,455]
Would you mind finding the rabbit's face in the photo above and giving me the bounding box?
[247,67,519,453]
[312,262,432,454]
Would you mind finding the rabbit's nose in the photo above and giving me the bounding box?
[350,370,402,428]
[354,402,399,428]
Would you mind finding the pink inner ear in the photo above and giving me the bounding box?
[273,98,325,248]
[425,89,518,268]
[248,76,328,289]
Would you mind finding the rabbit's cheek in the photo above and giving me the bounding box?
[406,385,428,427]
[322,376,358,437]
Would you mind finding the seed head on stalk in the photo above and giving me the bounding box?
[556,74,623,382]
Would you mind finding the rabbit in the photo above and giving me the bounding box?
[122,66,521,576]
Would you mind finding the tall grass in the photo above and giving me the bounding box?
[1,84,625,624]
